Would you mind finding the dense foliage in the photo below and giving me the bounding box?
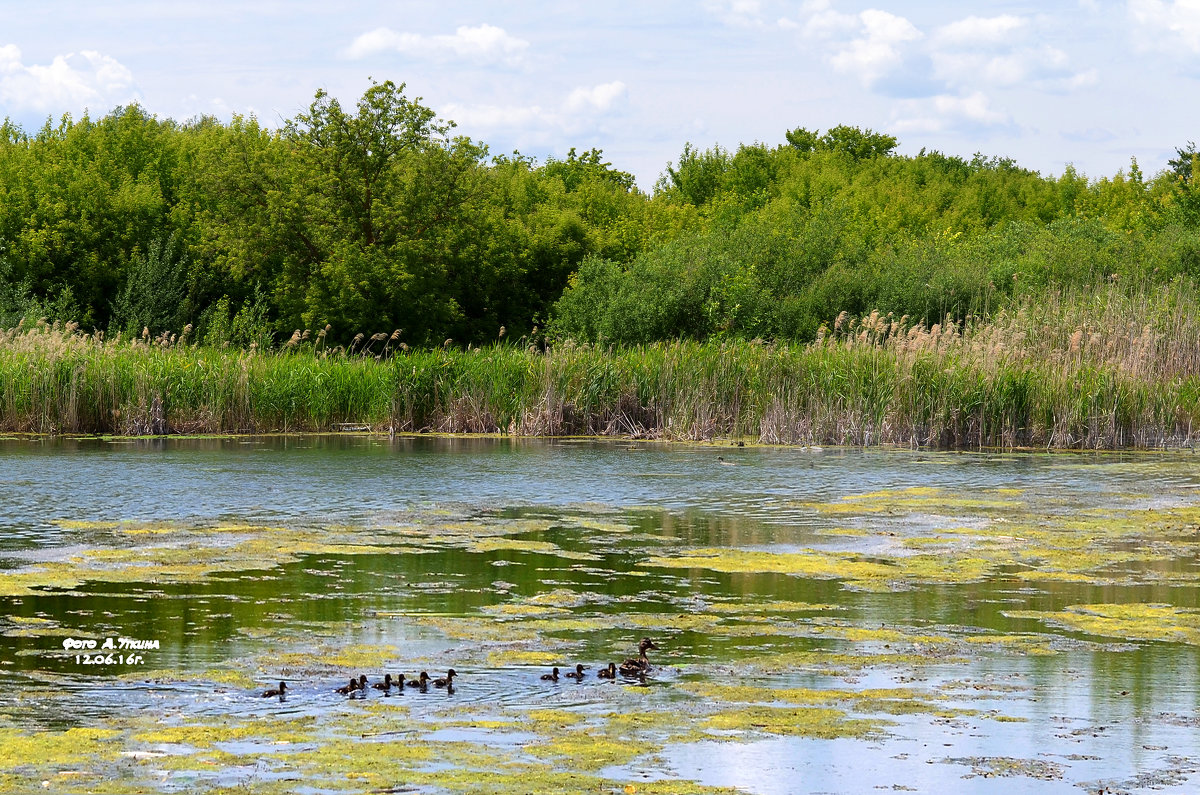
[1,82,1198,348]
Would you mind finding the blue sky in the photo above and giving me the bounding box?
[2,1,1198,189]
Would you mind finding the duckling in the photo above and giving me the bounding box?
[433,669,456,688]
[357,674,368,692]
[393,673,405,691]
[563,663,586,680]
[372,674,393,691]
[597,662,617,680]
[619,637,658,676]
[335,677,359,695]
[405,671,430,689]
[261,681,287,698]
[540,667,560,682]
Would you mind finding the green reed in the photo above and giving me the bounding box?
[5,283,1200,449]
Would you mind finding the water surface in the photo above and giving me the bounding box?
[1,436,1198,793]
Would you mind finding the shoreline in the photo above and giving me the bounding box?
[5,321,1200,451]
[2,430,1196,454]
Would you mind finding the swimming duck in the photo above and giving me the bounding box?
[597,662,617,680]
[372,674,393,691]
[563,663,586,680]
[619,638,658,676]
[433,669,457,688]
[357,674,368,691]
[540,667,560,682]
[261,681,287,698]
[335,677,359,695]
[405,671,430,689]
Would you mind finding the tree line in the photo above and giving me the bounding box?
[1,80,1197,348]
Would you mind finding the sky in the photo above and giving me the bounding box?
[1,1,1198,189]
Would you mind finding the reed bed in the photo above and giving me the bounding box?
[4,283,1200,449]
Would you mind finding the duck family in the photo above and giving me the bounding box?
[540,637,661,683]
[259,638,662,701]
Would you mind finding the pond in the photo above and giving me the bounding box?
[1,436,1199,793]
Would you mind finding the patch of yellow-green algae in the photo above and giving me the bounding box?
[0,727,122,770]
[701,705,885,739]
[963,634,1062,656]
[643,548,897,586]
[131,716,317,748]
[683,681,998,723]
[118,665,263,690]
[705,600,843,614]
[648,488,1200,591]
[1007,603,1200,645]
[797,486,1022,514]
[486,649,563,667]
[3,512,601,595]
[734,649,969,676]
[642,547,998,591]
[527,733,651,771]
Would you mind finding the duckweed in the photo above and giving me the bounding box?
[527,733,653,771]
[701,706,887,739]
[0,727,121,770]
[1006,603,1200,645]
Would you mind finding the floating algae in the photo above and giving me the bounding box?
[700,706,886,739]
[8,443,1200,793]
[1006,603,1200,645]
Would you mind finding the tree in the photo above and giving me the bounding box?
[785,125,898,160]
[542,147,636,193]
[1169,141,1197,184]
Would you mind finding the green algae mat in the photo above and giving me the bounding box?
[1,436,1200,793]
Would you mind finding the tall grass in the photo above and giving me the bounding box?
[5,282,1200,449]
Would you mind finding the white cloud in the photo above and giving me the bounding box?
[346,23,530,66]
[932,44,1090,90]
[439,102,547,130]
[0,46,138,113]
[1129,0,1200,51]
[800,0,861,39]
[829,9,923,87]
[934,15,1028,46]
[893,91,1011,134]
[565,81,627,113]
[706,0,766,27]
[441,82,628,138]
